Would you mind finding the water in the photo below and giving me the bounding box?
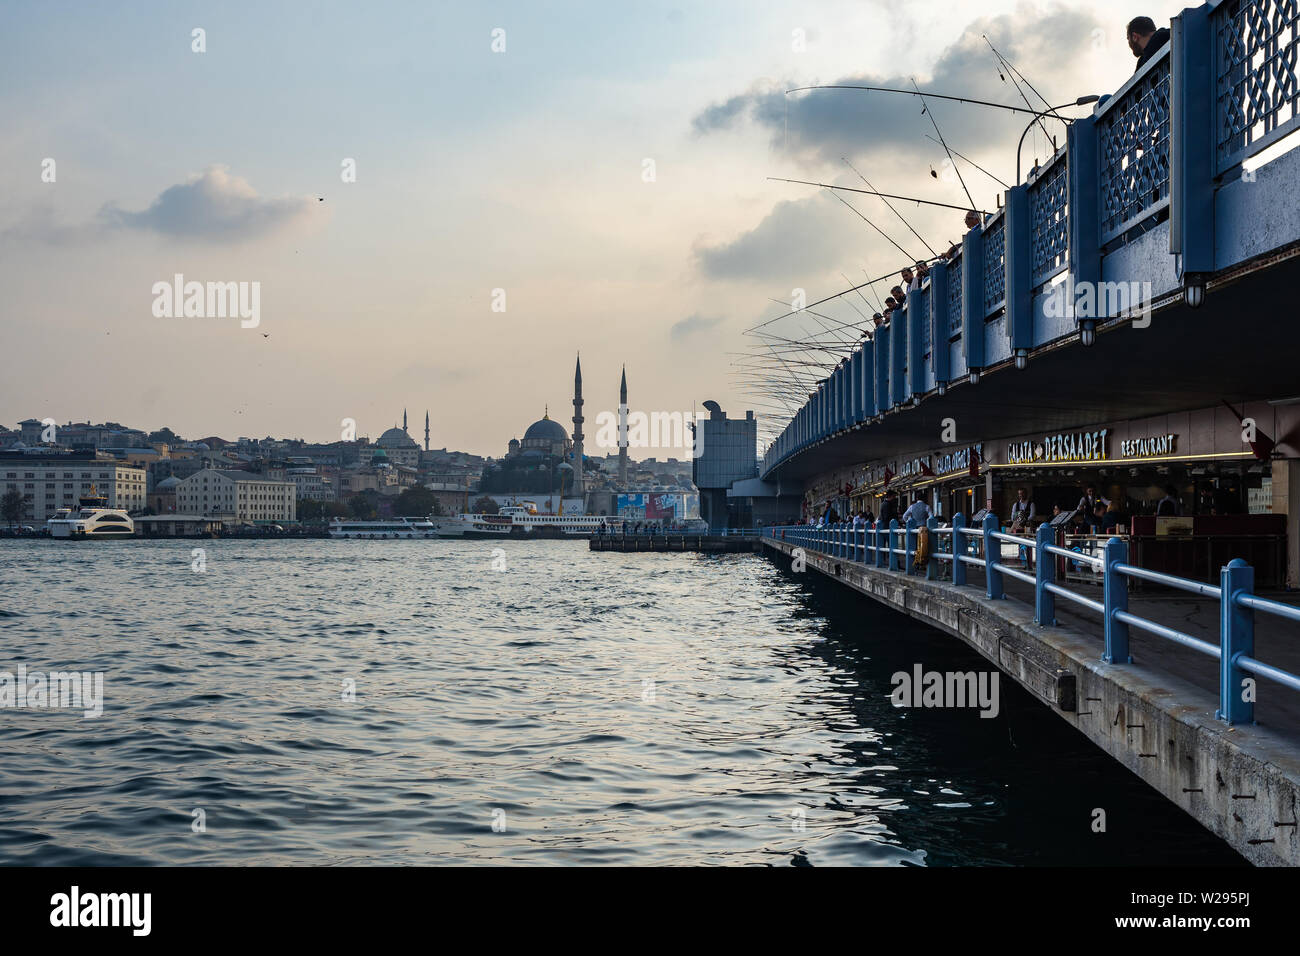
[0,538,1243,866]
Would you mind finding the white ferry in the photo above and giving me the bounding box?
[47,487,135,539]
[433,505,620,539]
[328,517,445,539]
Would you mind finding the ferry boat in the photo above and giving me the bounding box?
[328,517,446,539]
[46,487,135,539]
[432,505,620,539]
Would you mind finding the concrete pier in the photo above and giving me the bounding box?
[590,534,761,553]
[764,535,1300,866]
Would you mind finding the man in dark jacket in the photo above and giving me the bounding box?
[1127,16,1170,72]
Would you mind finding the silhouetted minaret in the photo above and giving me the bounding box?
[618,365,628,487]
[571,354,585,497]
[424,410,430,452]
[403,408,408,434]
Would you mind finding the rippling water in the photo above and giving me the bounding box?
[0,538,1242,865]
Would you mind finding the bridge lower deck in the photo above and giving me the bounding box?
[763,536,1300,865]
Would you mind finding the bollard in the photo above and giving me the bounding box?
[1035,523,1056,626]
[1102,537,1131,664]
[952,513,967,587]
[1217,558,1255,725]
[926,516,939,580]
[888,519,900,571]
[982,512,1002,599]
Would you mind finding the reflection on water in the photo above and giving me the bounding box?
[0,539,1243,865]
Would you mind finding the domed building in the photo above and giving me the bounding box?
[513,408,571,459]
[375,409,420,467]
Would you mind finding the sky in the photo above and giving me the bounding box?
[0,0,1186,458]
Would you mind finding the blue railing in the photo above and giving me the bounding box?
[767,516,1300,726]
[1028,148,1069,285]
[982,215,1006,316]
[1215,0,1300,175]
[1097,46,1171,243]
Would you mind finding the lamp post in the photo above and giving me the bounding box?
[1016,95,1102,184]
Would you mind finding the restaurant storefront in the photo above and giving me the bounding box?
[808,402,1294,587]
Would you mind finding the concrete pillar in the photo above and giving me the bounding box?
[1270,458,1300,589]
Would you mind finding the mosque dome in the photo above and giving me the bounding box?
[155,476,180,490]
[523,415,568,443]
[377,426,418,449]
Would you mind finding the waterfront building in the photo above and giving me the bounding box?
[0,453,146,523]
[692,402,761,528]
[175,469,296,523]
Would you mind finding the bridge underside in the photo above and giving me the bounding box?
[769,244,1300,482]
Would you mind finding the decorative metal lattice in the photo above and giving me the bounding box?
[947,254,963,333]
[1098,53,1170,239]
[918,292,931,356]
[1029,154,1069,284]
[983,220,1006,316]
[1216,0,1300,171]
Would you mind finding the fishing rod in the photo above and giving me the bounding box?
[828,191,917,263]
[923,136,1011,189]
[768,177,991,214]
[747,258,926,335]
[982,36,1054,147]
[911,78,977,213]
[843,158,938,258]
[784,83,1095,119]
[985,36,1068,129]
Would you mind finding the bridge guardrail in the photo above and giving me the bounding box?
[768,513,1300,726]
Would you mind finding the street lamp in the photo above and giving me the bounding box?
[1016,95,1102,184]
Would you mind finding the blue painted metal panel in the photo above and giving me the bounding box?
[1004,184,1033,357]
[907,289,924,400]
[861,339,876,419]
[1170,6,1215,276]
[874,323,891,412]
[929,262,951,388]
[962,229,985,372]
[891,306,908,406]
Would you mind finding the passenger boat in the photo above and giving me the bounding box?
[432,505,619,539]
[328,517,445,539]
[46,487,135,539]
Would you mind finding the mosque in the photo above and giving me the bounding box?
[481,355,631,501]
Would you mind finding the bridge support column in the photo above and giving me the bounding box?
[1218,559,1255,726]
[952,513,967,587]
[1035,523,1056,626]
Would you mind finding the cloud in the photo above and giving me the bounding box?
[691,5,1102,167]
[99,166,325,241]
[670,313,724,341]
[692,192,868,281]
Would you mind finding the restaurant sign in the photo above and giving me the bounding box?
[1119,434,1176,458]
[934,444,982,477]
[1007,429,1108,465]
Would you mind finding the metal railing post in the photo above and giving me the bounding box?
[1217,558,1255,725]
[1102,537,1131,664]
[952,514,967,586]
[876,521,887,568]
[982,512,1002,599]
[905,517,917,573]
[1035,523,1056,626]
[926,515,939,580]
[888,519,900,571]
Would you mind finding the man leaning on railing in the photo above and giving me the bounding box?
[1127,15,1170,73]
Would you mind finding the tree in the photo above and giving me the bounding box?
[472,495,499,514]
[347,492,378,520]
[395,486,441,517]
[148,427,181,445]
[1,489,25,529]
